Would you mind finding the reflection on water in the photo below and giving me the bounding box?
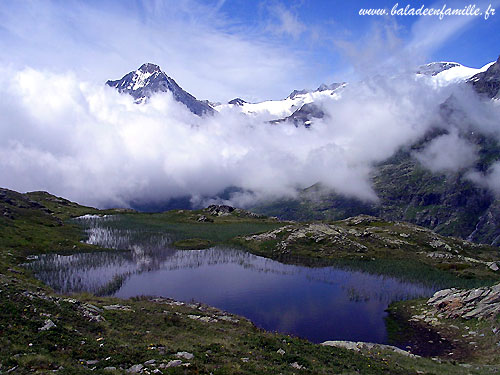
[75,214,173,251]
[25,216,437,344]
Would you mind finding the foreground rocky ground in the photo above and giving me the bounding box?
[388,282,500,365]
[2,188,500,374]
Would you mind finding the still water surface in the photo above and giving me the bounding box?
[26,215,437,344]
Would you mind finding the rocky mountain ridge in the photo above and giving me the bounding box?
[288,82,345,99]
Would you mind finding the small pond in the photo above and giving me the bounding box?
[25,215,438,345]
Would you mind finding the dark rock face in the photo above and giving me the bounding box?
[287,89,310,99]
[277,83,344,126]
[271,103,325,127]
[228,98,247,106]
[417,62,460,76]
[316,82,344,91]
[106,63,214,116]
[468,56,500,99]
[466,200,500,246]
[286,103,325,127]
[370,149,497,242]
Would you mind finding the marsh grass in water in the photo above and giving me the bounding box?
[74,212,284,247]
[328,258,497,290]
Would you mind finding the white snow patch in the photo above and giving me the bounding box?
[128,70,155,90]
[421,62,494,87]
[215,86,344,121]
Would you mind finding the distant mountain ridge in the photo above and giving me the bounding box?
[106,60,494,123]
[288,83,344,98]
[216,82,345,124]
[106,63,214,116]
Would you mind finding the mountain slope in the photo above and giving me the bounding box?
[468,55,500,99]
[106,63,214,116]
[417,61,493,85]
[253,149,499,246]
[254,57,500,246]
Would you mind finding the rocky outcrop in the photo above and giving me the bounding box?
[245,220,370,255]
[321,340,417,357]
[243,214,498,262]
[197,215,214,222]
[203,204,265,219]
[0,188,55,218]
[244,223,382,254]
[21,291,106,322]
[39,319,56,331]
[205,204,235,216]
[428,283,500,320]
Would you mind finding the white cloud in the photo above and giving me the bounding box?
[414,130,479,173]
[467,162,500,196]
[0,64,479,209]
[266,3,307,39]
[334,21,411,79]
[2,0,500,209]
[407,0,500,60]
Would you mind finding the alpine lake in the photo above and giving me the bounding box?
[25,214,439,349]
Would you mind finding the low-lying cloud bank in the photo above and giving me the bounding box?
[0,66,499,209]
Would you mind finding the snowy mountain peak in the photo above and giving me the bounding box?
[288,89,309,99]
[228,98,247,106]
[138,63,162,74]
[106,63,214,116]
[418,60,495,87]
[417,62,461,76]
[287,83,344,100]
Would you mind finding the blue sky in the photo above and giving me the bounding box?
[0,0,498,101]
